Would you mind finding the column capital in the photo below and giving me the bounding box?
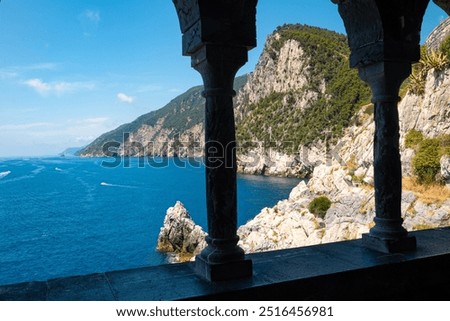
[191,44,248,96]
[191,44,249,69]
[358,61,411,103]
[173,0,257,56]
[331,0,430,68]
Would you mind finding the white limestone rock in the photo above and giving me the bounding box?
[238,150,313,178]
[362,165,374,186]
[237,202,323,253]
[158,62,450,263]
[288,180,309,201]
[441,155,450,185]
[157,201,207,262]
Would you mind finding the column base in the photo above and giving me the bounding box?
[362,233,416,253]
[195,255,253,282]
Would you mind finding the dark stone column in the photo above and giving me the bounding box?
[192,45,252,281]
[173,0,257,281]
[332,0,430,253]
[359,62,416,252]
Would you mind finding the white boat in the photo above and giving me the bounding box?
[0,171,11,179]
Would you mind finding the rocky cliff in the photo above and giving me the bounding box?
[236,64,450,254]
[79,25,370,179]
[157,64,450,261]
[235,24,370,177]
[155,21,450,261]
[157,201,207,263]
[78,76,246,158]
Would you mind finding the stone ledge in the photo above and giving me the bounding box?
[1,227,450,301]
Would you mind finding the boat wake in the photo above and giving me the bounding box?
[0,171,11,179]
[100,182,136,189]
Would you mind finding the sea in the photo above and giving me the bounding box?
[0,157,300,286]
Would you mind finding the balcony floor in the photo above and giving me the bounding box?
[1,227,450,300]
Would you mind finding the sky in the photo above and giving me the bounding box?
[0,0,447,157]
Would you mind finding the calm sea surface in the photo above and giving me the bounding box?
[0,157,300,285]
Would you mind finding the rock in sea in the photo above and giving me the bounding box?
[156,201,207,263]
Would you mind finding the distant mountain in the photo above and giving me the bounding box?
[60,146,84,157]
[79,24,370,177]
[78,75,247,157]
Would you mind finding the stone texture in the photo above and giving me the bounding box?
[425,17,450,52]
[399,69,450,139]
[158,65,450,259]
[237,150,314,178]
[235,37,318,108]
[441,155,450,185]
[157,201,207,262]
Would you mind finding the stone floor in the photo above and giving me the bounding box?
[1,227,450,300]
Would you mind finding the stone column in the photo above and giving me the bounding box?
[173,0,257,281]
[192,45,252,281]
[359,62,416,252]
[332,0,430,253]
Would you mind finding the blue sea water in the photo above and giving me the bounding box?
[0,157,300,286]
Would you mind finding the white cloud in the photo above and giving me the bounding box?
[0,117,117,157]
[117,92,135,104]
[0,122,54,131]
[76,117,109,125]
[0,70,18,79]
[25,63,59,71]
[25,79,51,93]
[24,78,95,96]
[79,10,101,36]
[0,63,59,81]
[83,10,100,24]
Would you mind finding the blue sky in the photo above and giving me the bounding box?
[0,0,447,157]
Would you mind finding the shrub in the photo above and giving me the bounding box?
[407,45,450,96]
[405,129,424,149]
[407,68,427,95]
[422,49,449,71]
[440,35,450,58]
[363,104,374,116]
[309,196,332,219]
[412,138,441,184]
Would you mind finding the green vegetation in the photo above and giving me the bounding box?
[81,25,372,157]
[363,104,374,116]
[440,35,450,58]
[79,75,247,155]
[308,196,332,219]
[411,223,436,231]
[271,24,350,90]
[413,138,441,184]
[409,130,450,184]
[237,24,371,151]
[405,129,424,149]
[408,45,450,96]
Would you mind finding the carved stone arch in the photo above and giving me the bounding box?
[333,0,429,67]
[332,0,384,67]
